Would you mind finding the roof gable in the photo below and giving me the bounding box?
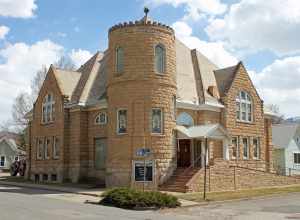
[214,63,239,97]
[0,138,21,153]
[52,67,82,100]
[34,66,64,106]
[272,124,299,149]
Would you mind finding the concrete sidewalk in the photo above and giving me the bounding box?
[0,179,105,197]
[0,177,199,207]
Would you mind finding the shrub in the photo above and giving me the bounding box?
[100,187,180,209]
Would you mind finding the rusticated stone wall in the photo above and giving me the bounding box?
[106,22,177,188]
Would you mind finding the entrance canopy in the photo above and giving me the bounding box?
[175,124,230,140]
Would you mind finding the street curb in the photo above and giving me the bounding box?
[0,181,102,198]
[174,191,300,209]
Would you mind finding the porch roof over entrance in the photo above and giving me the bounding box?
[175,124,230,140]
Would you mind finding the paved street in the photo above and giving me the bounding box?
[0,184,300,220]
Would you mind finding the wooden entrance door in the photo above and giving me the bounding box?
[177,139,191,167]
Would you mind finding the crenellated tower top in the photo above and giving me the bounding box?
[108,7,174,34]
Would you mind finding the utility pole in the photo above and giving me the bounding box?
[203,138,208,200]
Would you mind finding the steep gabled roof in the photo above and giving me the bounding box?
[52,66,82,100]
[176,39,199,104]
[214,63,239,97]
[71,52,103,103]
[175,39,221,106]
[78,52,106,105]
[272,124,299,149]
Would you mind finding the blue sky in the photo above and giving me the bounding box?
[0,0,300,124]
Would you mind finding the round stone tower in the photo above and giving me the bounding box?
[106,10,177,189]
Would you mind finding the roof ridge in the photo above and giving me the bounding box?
[77,51,101,72]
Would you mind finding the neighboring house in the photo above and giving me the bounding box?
[0,138,25,171]
[25,11,274,190]
[272,124,300,176]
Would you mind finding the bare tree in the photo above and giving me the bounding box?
[11,93,32,131]
[54,55,76,71]
[266,104,285,124]
[9,56,76,132]
[30,65,48,102]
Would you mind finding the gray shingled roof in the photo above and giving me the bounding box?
[272,124,299,149]
[214,64,239,97]
[175,39,222,105]
[52,39,240,109]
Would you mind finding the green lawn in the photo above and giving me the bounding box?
[178,185,300,203]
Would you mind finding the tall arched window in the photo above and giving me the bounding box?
[42,94,55,123]
[236,91,252,122]
[176,112,194,127]
[116,47,124,73]
[155,44,165,74]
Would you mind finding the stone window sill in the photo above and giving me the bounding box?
[236,120,255,125]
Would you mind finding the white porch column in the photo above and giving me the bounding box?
[223,139,230,160]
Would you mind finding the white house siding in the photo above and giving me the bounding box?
[284,139,300,176]
[0,141,18,170]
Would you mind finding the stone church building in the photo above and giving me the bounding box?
[25,12,280,192]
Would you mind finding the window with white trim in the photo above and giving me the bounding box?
[44,138,50,159]
[37,138,43,160]
[0,156,5,167]
[152,108,163,134]
[53,137,60,159]
[231,137,238,159]
[95,112,107,125]
[116,47,124,73]
[242,137,249,159]
[42,94,55,123]
[155,44,165,74]
[294,153,300,164]
[134,160,154,182]
[117,109,127,134]
[236,91,252,122]
[253,138,260,159]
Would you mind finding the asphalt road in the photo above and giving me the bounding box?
[0,184,300,220]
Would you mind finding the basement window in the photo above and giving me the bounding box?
[51,174,57,182]
[42,174,48,181]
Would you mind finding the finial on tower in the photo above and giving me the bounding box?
[144,7,149,16]
[141,7,150,23]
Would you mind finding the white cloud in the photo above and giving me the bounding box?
[146,0,227,20]
[206,0,300,55]
[69,49,93,68]
[250,56,300,117]
[173,21,238,68]
[0,40,63,122]
[0,25,9,39]
[0,0,37,18]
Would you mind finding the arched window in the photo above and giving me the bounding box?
[155,44,165,73]
[176,112,194,127]
[42,94,55,123]
[95,112,107,125]
[116,47,124,73]
[236,91,252,122]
